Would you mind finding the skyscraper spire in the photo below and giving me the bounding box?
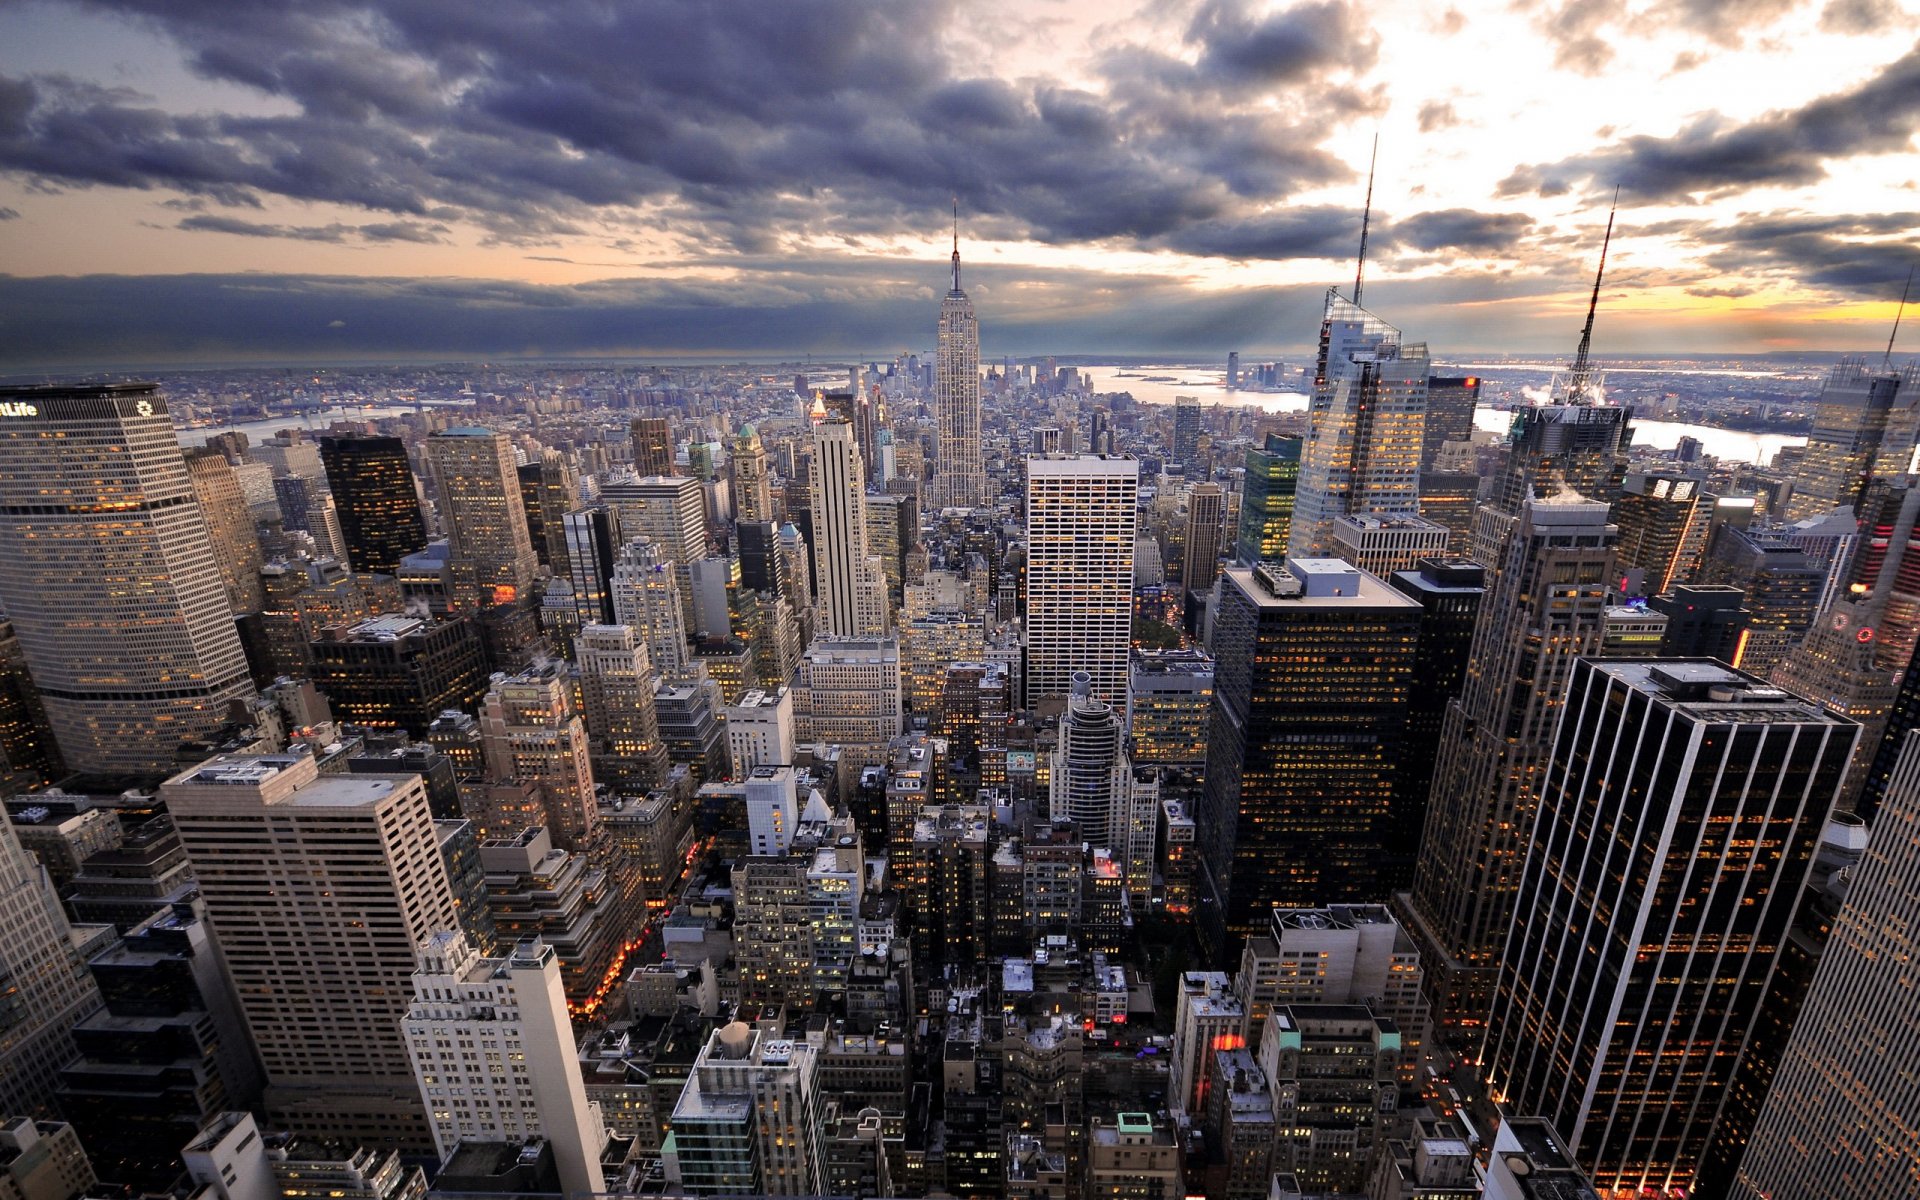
[1886,266,1914,370]
[951,195,962,294]
[1353,134,1378,308]
[1564,187,1618,405]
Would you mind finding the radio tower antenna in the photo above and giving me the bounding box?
[1885,266,1914,370]
[1352,134,1378,308]
[1566,187,1618,405]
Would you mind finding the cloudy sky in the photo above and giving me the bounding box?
[0,0,1916,368]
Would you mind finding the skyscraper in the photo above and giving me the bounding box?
[629,416,675,477]
[733,426,775,524]
[518,449,578,575]
[1025,455,1139,707]
[1610,469,1711,596]
[1420,375,1481,470]
[1234,434,1302,564]
[1401,494,1617,1051]
[1482,659,1854,1195]
[1734,729,1920,1198]
[404,931,609,1194]
[183,448,267,613]
[165,752,457,1152]
[425,428,539,611]
[935,219,985,510]
[610,538,690,679]
[809,417,889,637]
[0,383,256,775]
[1173,397,1202,476]
[479,662,598,850]
[1386,559,1484,893]
[1786,358,1920,522]
[1181,483,1226,593]
[575,623,669,792]
[320,434,427,576]
[562,505,620,628]
[601,473,709,633]
[1287,293,1429,558]
[1197,559,1420,957]
[1049,672,1132,854]
[0,812,103,1117]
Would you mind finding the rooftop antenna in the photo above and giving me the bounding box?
[1885,266,1914,370]
[951,195,962,293]
[1565,186,1618,405]
[1352,134,1378,308]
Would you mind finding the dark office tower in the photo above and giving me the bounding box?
[1182,483,1226,593]
[1483,660,1854,1196]
[308,613,489,735]
[1415,471,1478,547]
[1196,560,1420,957]
[1401,495,1616,1053]
[630,416,675,477]
[55,899,264,1192]
[1387,559,1484,893]
[737,520,785,599]
[1698,526,1827,676]
[1651,584,1751,661]
[1421,375,1480,470]
[319,435,427,576]
[1234,434,1302,564]
[426,428,540,611]
[1733,731,1920,1199]
[1609,469,1711,597]
[526,450,578,574]
[562,506,619,629]
[0,383,256,776]
[183,448,267,614]
[1173,396,1203,475]
[0,620,60,797]
[937,660,1009,793]
[1786,357,1920,522]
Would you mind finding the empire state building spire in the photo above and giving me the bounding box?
[951,195,962,294]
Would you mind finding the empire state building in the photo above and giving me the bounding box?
[935,216,985,510]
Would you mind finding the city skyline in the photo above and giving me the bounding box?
[2,0,1918,368]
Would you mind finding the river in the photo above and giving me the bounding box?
[1079,364,1806,467]
[172,401,474,445]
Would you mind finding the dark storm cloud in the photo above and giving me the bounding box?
[1696,212,1920,289]
[175,214,448,243]
[1821,0,1903,33]
[0,0,1378,259]
[1393,209,1536,252]
[0,260,1576,370]
[1501,42,1920,202]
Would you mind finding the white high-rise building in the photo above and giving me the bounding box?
[1288,292,1429,558]
[745,764,799,856]
[611,538,691,679]
[0,384,255,774]
[935,223,985,510]
[793,637,902,764]
[810,418,890,637]
[1025,455,1139,707]
[669,1021,823,1196]
[0,813,103,1116]
[404,931,608,1195]
[724,686,795,775]
[165,752,456,1153]
[1049,673,1131,852]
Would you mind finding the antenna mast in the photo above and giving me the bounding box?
[951,195,961,293]
[1566,187,1618,404]
[1886,266,1914,370]
[1353,134,1378,308]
